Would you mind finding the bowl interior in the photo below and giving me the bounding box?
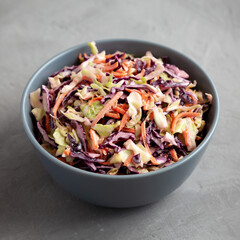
[21,39,219,177]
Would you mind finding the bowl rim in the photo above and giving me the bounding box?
[21,38,220,180]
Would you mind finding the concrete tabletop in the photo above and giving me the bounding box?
[1,0,239,239]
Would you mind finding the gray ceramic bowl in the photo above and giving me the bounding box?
[21,39,219,208]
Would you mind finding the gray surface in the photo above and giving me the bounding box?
[0,0,239,239]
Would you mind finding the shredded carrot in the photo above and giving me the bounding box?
[101,149,108,155]
[118,103,128,110]
[171,112,201,133]
[122,128,135,134]
[45,114,51,133]
[122,60,132,71]
[91,91,124,127]
[149,111,154,121]
[162,107,168,112]
[123,153,134,166]
[139,69,145,77]
[103,62,119,72]
[116,127,135,134]
[196,136,202,141]
[89,129,99,150]
[105,54,114,59]
[99,161,112,165]
[146,60,151,68]
[112,70,128,78]
[95,74,102,82]
[141,121,159,165]
[170,149,178,162]
[183,129,190,147]
[143,96,153,110]
[52,91,68,117]
[125,89,149,100]
[82,75,93,82]
[64,149,71,156]
[105,112,121,119]
[125,89,142,95]
[88,96,103,106]
[118,112,129,132]
[112,106,126,115]
[93,58,106,64]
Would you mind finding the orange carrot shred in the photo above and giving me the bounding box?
[123,153,134,166]
[170,149,178,162]
[171,112,201,133]
[149,111,154,121]
[121,127,136,134]
[89,129,99,150]
[116,126,135,133]
[88,96,103,106]
[112,106,126,115]
[139,69,145,77]
[64,149,71,156]
[112,70,128,78]
[118,112,129,132]
[141,121,159,165]
[45,114,51,133]
[103,62,119,72]
[52,91,68,117]
[82,75,93,82]
[95,74,102,82]
[91,91,124,127]
[99,161,112,165]
[183,129,190,147]
[118,103,128,110]
[105,112,121,119]
[93,58,106,64]
[105,54,114,59]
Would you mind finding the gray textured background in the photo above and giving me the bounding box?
[0,0,240,239]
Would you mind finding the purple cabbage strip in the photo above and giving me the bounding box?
[179,88,193,104]
[37,122,57,147]
[52,79,72,95]
[68,134,104,163]
[100,132,135,153]
[123,84,156,93]
[62,89,78,106]
[50,65,78,78]
[151,79,189,91]
[113,76,141,83]
[73,121,87,152]
[100,93,116,104]
[110,82,156,95]
[155,156,167,165]
[135,59,146,73]
[144,59,157,76]
[164,67,190,83]
[165,64,189,79]
[132,154,141,164]
[85,161,97,172]
[42,85,52,113]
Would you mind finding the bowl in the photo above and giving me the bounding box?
[21,39,219,208]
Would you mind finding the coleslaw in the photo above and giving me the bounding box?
[30,41,212,175]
